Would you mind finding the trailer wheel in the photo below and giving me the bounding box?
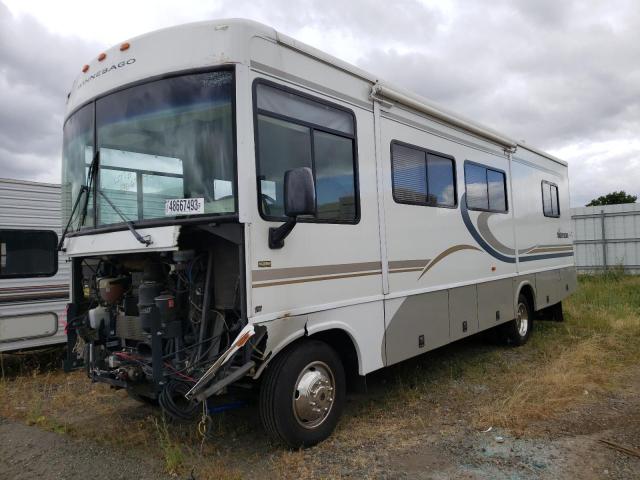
[501,294,533,346]
[259,339,345,448]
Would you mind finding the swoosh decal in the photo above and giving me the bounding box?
[462,194,574,264]
[477,212,536,255]
[417,244,481,280]
[460,194,516,263]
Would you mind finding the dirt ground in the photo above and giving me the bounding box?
[1,349,638,480]
[1,276,639,479]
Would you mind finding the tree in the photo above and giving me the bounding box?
[586,191,637,206]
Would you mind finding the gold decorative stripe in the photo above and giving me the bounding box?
[252,261,382,282]
[389,267,424,274]
[417,244,482,280]
[388,259,430,270]
[252,270,381,288]
[524,244,572,254]
[525,246,573,254]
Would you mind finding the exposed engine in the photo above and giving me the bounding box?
[67,227,263,420]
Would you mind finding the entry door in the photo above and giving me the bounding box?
[247,78,383,320]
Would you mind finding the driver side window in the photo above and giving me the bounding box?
[254,80,359,223]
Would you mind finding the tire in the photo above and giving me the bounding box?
[259,339,345,448]
[500,294,533,346]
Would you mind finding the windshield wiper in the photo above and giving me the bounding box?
[57,184,88,251]
[57,149,101,251]
[98,190,153,246]
[59,149,152,249]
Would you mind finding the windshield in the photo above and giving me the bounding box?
[62,70,235,230]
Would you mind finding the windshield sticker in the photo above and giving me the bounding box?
[165,198,204,216]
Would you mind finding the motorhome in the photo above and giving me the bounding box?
[6,19,575,447]
[0,178,69,352]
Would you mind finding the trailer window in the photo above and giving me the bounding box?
[464,162,508,213]
[542,181,560,217]
[0,230,58,278]
[390,142,456,207]
[254,81,358,223]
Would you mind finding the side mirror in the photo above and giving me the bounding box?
[0,229,58,278]
[269,167,316,249]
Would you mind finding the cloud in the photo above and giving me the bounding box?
[0,2,103,182]
[551,139,640,206]
[0,0,639,205]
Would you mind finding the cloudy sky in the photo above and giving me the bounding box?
[1,0,639,206]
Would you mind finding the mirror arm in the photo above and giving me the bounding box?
[268,219,297,249]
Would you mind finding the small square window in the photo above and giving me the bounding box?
[542,181,560,217]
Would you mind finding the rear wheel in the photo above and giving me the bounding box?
[259,339,345,448]
[501,294,533,346]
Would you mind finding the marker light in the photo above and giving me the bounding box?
[120,42,130,51]
[82,65,89,73]
[98,53,106,61]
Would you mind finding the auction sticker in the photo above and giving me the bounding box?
[165,198,204,215]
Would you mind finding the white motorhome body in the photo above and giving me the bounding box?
[55,19,576,447]
[0,179,69,352]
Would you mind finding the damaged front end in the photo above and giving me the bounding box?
[65,225,266,420]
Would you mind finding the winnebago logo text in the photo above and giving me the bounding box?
[76,58,136,90]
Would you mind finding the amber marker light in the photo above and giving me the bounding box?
[82,64,89,73]
[98,52,106,61]
[120,42,130,51]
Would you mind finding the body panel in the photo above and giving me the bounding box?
[0,179,68,352]
[60,19,577,381]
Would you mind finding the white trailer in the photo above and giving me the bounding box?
[3,19,575,446]
[0,178,69,352]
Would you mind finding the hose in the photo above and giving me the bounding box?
[158,379,201,421]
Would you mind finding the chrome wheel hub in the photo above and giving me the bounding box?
[292,361,335,429]
[516,302,529,337]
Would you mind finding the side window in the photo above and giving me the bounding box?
[542,181,560,217]
[0,230,58,278]
[464,162,508,213]
[254,81,358,223]
[391,142,456,207]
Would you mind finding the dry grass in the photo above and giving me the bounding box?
[476,274,640,431]
[0,274,639,479]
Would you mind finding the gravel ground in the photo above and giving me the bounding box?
[385,371,640,480]
[0,417,170,480]
[1,369,638,480]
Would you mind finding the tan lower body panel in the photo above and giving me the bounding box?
[384,267,577,367]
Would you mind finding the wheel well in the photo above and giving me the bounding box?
[519,283,536,312]
[308,329,359,387]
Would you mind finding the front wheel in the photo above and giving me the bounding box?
[500,294,533,346]
[259,339,345,448]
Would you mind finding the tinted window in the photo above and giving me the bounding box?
[257,115,312,218]
[256,83,353,135]
[255,82,358,223]
[314,131,356,220]
[392,144,427,204]
[391,142,456,207]
[428,155,456,206]
[0,230,57,278]
[542,181,560,217]
[487,169,507,211]
[464,162,508,213]
[465,163,489,210]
